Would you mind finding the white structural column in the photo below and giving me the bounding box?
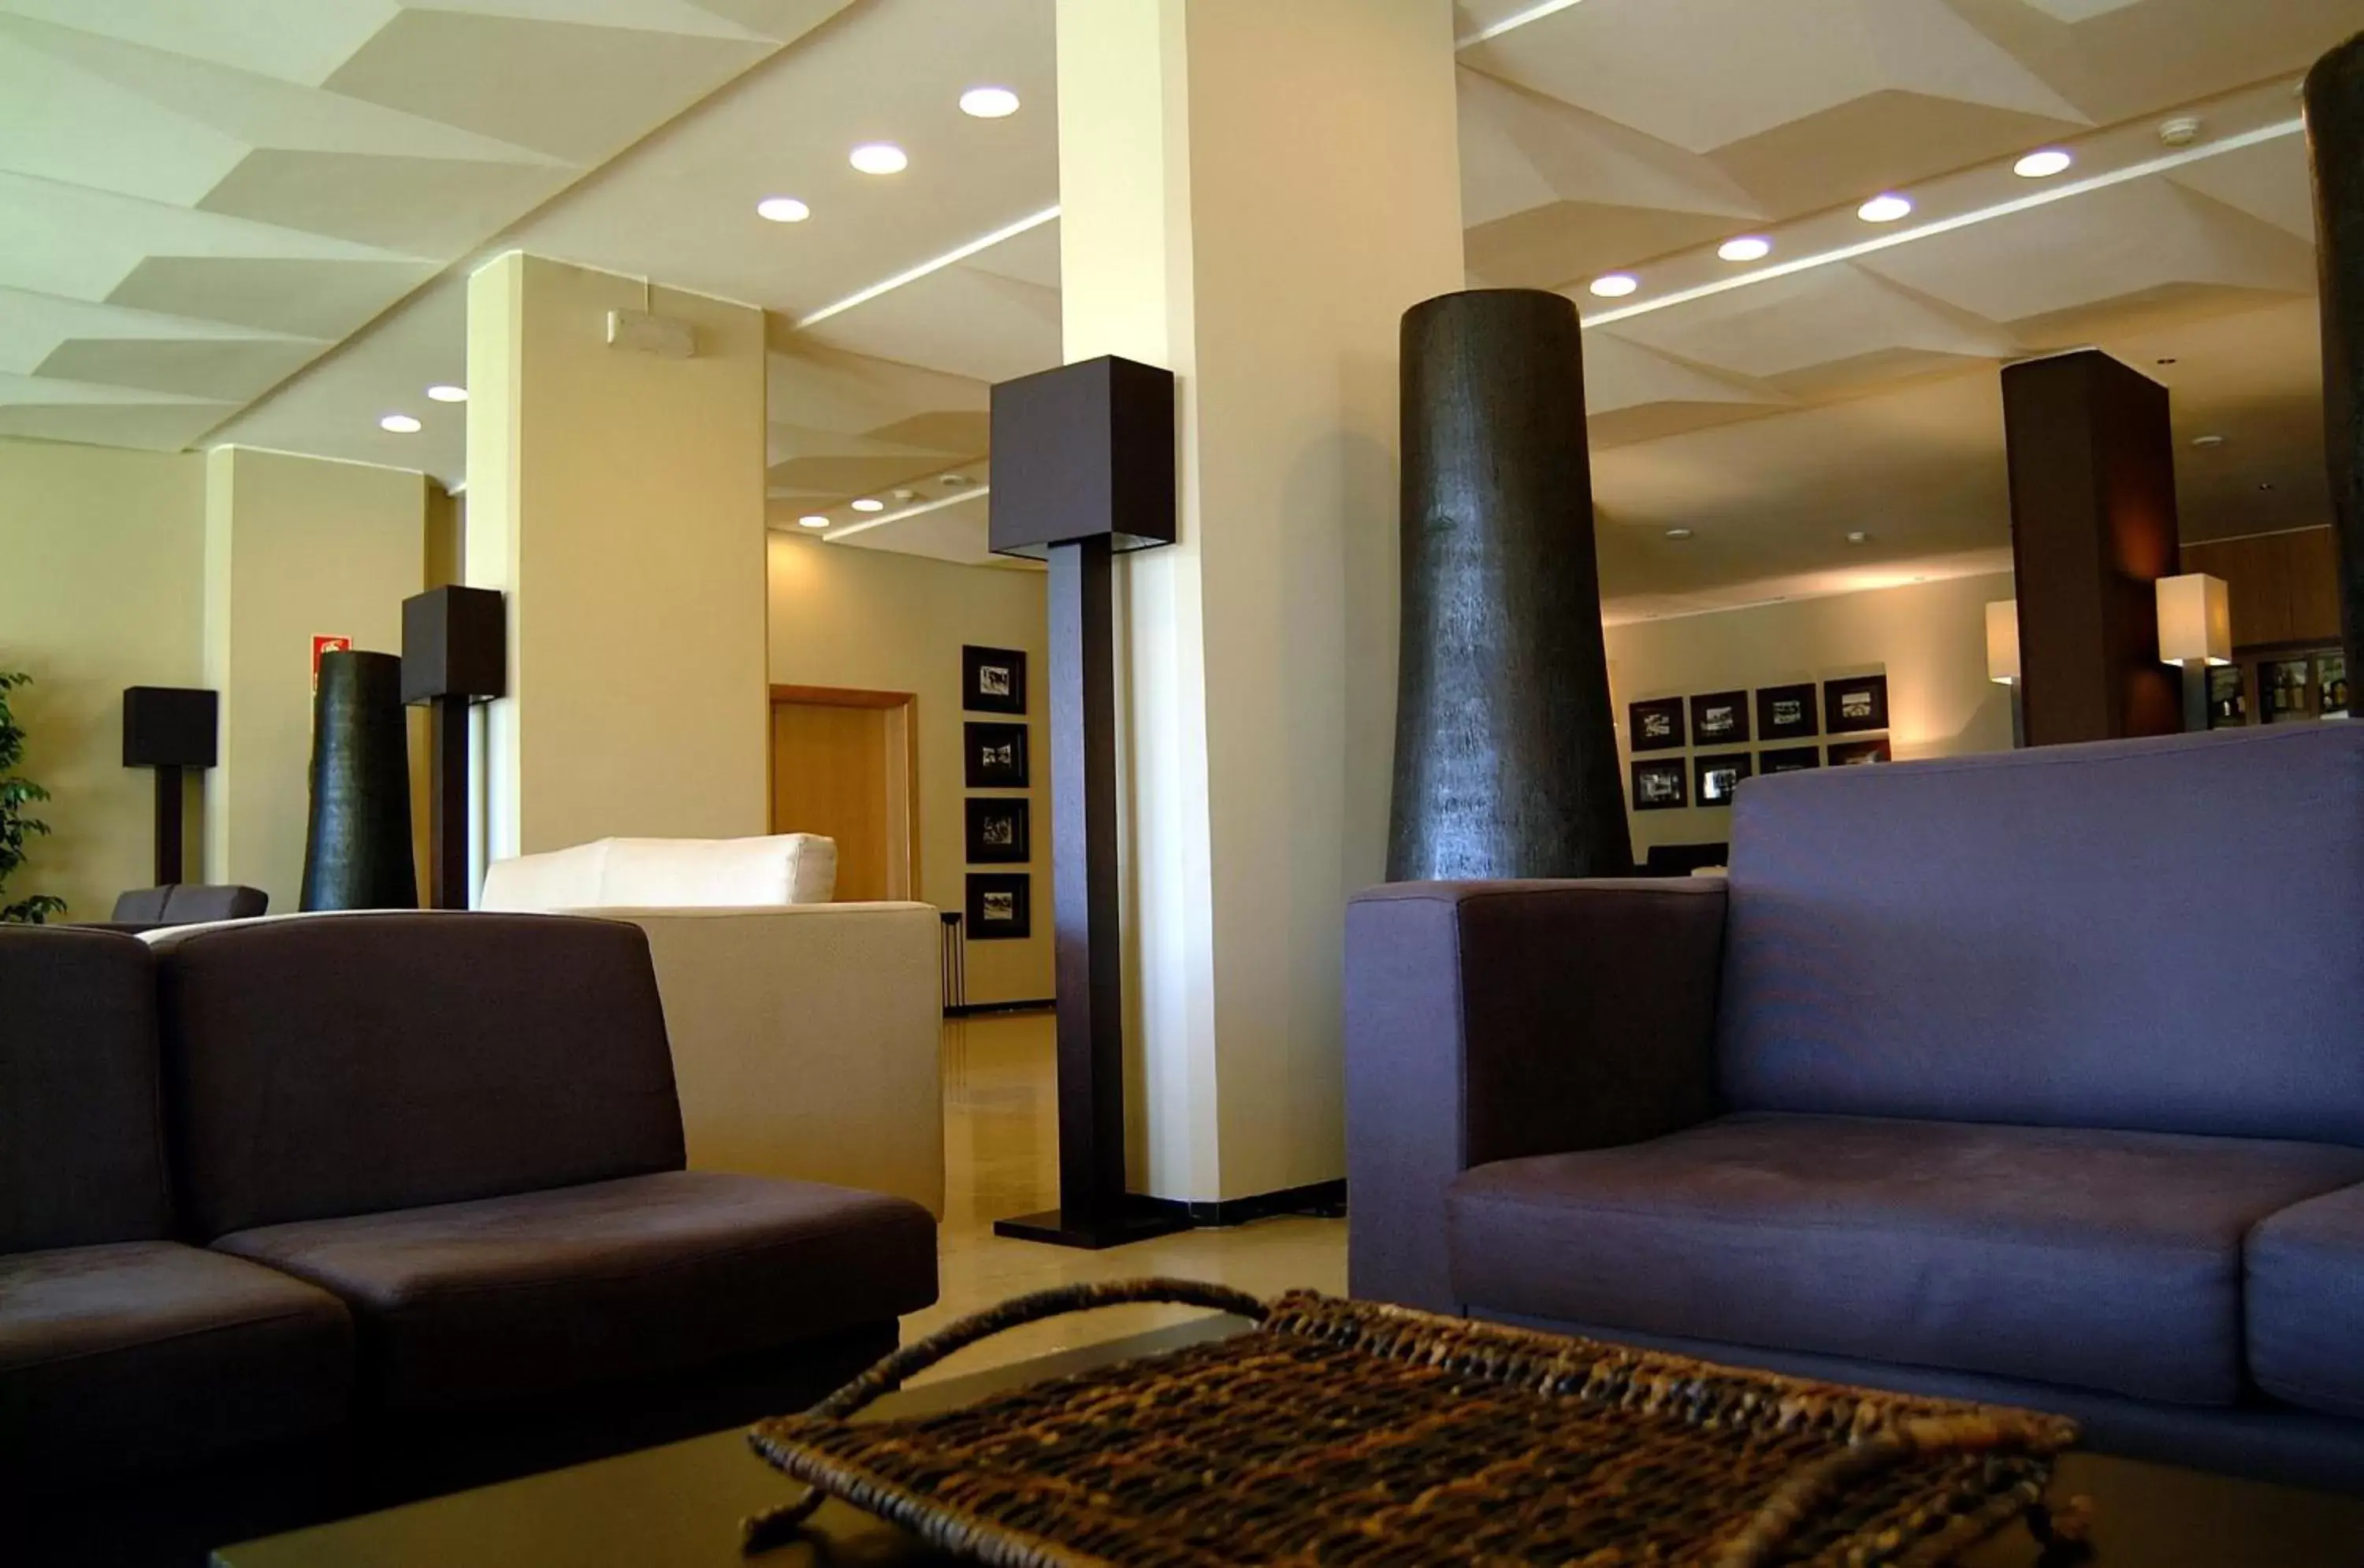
[465,252,771,872]
[1057,0,1466,1202]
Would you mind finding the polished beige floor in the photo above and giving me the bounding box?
[899,1012,1347,1384]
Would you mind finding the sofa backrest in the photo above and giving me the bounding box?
[151,912,686,1238]
[0,928,173,1251]
[1719,725,2364,1145]
[478,834,838,911]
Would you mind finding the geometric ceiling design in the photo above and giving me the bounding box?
[0,0,853,451]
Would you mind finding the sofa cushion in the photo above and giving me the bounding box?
[0,1240,351,1488]
[1719,726,2364,1144]
[214,1171,935,1414]
[1448,1113,2364,1406]
[479,834,838,912]
[2248,1182,2364,1420]
[152,912,685,1237]
[0,927,171,1252]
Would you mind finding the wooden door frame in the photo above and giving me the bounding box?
[768,684,921,901]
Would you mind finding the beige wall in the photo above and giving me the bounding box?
[1604,572,2019,860]
[767,534,1053,1004]
[467,252,769,866]
[0,437,204,920]
[203,448,426,912]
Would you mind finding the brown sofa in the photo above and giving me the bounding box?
[2,912,938,1562]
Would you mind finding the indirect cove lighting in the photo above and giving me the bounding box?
[851,498,885,513]
[796,205,1061,328]
[1986,601,2020,686]
[961,87,1020,119]
[425,385,467,403]
[1589,273,1639,298]
[1457,0,1591,46]
[379,414,421,433]
[2014,149,2074,179]
[756,196,811,222]
[850,143,909,175]
[2157,574,2233,667]
[1718,236,1773,263]
[1857,193,1915,224]
[798,515,831,529]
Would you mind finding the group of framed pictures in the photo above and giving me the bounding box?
[961,645,1032,941]
[2207,649,2347,728]
[1628,674,1892,812]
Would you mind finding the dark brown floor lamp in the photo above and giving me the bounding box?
[401,586,506,910]
[987,355,1189,1250]
[121,686,216,884]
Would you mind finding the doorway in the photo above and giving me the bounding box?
[768,685,917,902]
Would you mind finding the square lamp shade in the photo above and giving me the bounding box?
[988,355,1177,559]
[2156,574,2232,667]
[1985,600,2020,686]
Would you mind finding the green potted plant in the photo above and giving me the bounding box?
[0,670,67,924]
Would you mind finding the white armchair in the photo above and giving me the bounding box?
[479,836,944,1215]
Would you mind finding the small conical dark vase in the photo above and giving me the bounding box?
[300,649,418,912]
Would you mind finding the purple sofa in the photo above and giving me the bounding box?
[1347,724,2364,1492]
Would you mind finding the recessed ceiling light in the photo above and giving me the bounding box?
[939,474,969,486]
[756,196,811,223]
[849,143,908,175]
[851,497,886,512]
[1857,193,1915,224]
[1665,527,1694,541]
[2192,434,2225,448]
[425,384,466,403]
[2259,481,2277,492]
[2013,148,2073,180]
[1846,530,1871,544]
[960,87,1020,119]
[1589,273,1640,298]
[2156,357,2179,366]
[379,414,421,433]
[798,515,830,529]
[1718,236,1773,263]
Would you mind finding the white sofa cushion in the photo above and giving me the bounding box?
[479,834,837,911]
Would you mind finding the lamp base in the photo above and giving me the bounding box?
[993,1199,1193,1251]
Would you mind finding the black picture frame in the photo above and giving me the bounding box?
[1631,757,1687,811]
[2262,657,2312,723]
[965,722,1030,789]
[965,873,1031,940]
[1689,691,1750,746]
[1630,697,1686,752]
[1828,738,1893,767]
[2318,653,2349,718]
[965,797,1031,864]
[1756,682,1819,741]
[1760,745,1820,775]
[962,645,1028,715]
[1693,752,1753,807]
[1823,673,1889,735]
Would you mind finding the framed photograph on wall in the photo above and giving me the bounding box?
[1823,673,1889,735]
[1689,691,1750,746]
[965,797,1031,864]
[1756,683,1819,741]
[2318,653,2348,718]
[1630,697,1686,752]
[965,873,1032,940]
[2262,658,2311,723]
[1828,738,1893,767]
[1693,752,1753,807]
[1631,757,1687,811]
[962,645,1028,715]
[1760,746,1820,776]
[965,722,1030,789]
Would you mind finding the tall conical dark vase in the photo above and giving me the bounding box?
[1390,288,1633,882]
[300,649,418,912]
[2308,33,2364,688]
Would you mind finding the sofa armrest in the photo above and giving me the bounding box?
[589,903,946,1216]
[1344,879,1728,1311]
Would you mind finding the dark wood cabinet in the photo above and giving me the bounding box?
[2182,528,2340,650]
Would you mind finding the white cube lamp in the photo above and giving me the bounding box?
[2156,574,2232,666]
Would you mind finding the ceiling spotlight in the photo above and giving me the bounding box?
[1665,527,1694,541]
[849,143,908,175]
[379,414,421,433]
[798,515,831,529]
[2160,116,2202,148]
[2192,434,2226,448]
[851,497,886,512]
[2013,149,2073,180]
[1857,193,1914,224]
[425,384,467,403]
[2156,357,2179,366]
[960,87,1020,119]
[1589,273,1640,299]
[1718,236,1773,263]
[756,196,811,223]
[1846,530,1872,544]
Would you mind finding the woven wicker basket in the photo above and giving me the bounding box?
[745,1280,2081,1567]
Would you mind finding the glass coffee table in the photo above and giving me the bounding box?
[216,1318,2364,1567]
